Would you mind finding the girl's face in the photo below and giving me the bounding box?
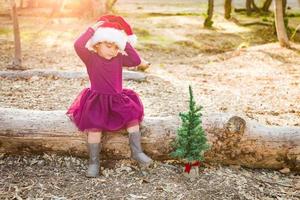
[94,42,119,60]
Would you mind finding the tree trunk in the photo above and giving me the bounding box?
[251,0,259,12]
[49,0,65,18]
[262,0,273,12]
[20,0,24,8]
[26,0,37,8]
[81,0,99,18]
[10,0,22,69]
[274,0,290,47]
[94,0,105,17]
[282,0,286,16]
[246,0,252,15]
[0,108,299,171]
[224,0,232,19]
[105,0,117,14]
[204,0,214,28]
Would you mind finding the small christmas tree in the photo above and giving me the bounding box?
[171,85,210,174]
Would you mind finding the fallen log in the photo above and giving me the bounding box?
[229,18,272,27]
[0,69,146,81]
[0,108,299,171]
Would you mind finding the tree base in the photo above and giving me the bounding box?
[183,166,199,180]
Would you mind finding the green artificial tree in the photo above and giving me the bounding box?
[171,85,210,174]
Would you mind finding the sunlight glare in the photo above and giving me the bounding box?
[217,22,250,34]
[44,35,57,46]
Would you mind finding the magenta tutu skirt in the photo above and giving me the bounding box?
[66,88,144,132]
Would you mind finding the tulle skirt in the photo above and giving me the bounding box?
[66,88,144,132]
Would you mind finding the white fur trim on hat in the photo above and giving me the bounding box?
[128,34,137,46]
[87,27,127,51]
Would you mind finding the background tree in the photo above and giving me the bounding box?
[246,0,252,15]
[262,0,273,12]
[92,0,118,16]
[251,0,259,12]
[49,0,66,18]
[282,0,287,16]
[204,0,214,28]
[19,0,24,8]
[80,0,117,18]
[246,0,259,15]
[26,0,38,8]
[235,0,273,14]
[105,0,118,14]
[274,0,290,47]
[10,0,22,69]
[224,0,232,19]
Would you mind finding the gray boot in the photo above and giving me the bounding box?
[129,131,153,167]
[86,143,100,178]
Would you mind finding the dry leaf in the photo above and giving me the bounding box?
[279,168,290,174]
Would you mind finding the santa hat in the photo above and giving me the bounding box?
[87,15,137,51]
[98,15,137,46]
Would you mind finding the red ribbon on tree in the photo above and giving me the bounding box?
[184,161,201,173]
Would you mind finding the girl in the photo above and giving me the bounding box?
[66,15,152,178]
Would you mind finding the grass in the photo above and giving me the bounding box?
[144,12,204,17]
[139,34,175,46]
[119,12,204,18]
[136,34,177,52]
[173,40,201,49]
[133,27,151,37]
[287,12,300,18]
[131,9,291,54]
[0,27,11,35]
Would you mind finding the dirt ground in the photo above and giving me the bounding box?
[0,0,300,199]
[1,154,300,200]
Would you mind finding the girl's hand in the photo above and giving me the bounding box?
[137,58,151,71]
[90,21,104,31]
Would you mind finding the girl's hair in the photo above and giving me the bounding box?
[92,41,119,52]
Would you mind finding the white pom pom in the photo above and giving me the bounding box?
[128,34,137,46]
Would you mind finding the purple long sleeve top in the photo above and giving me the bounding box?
[74,28,141,94]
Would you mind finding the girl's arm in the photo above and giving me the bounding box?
[74,21,103,64]
[121,42,142,67]
[74,28,94,64]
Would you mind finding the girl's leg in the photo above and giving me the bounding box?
[86,131,102,178]
[127,125,152,167]
[87,131,102,143]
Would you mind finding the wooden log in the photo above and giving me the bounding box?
[0,69,146,81]
[229,18,272,27]
[0,108,299,171]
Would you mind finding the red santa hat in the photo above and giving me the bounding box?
[87,15,137,51]
[98,15,137,46]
